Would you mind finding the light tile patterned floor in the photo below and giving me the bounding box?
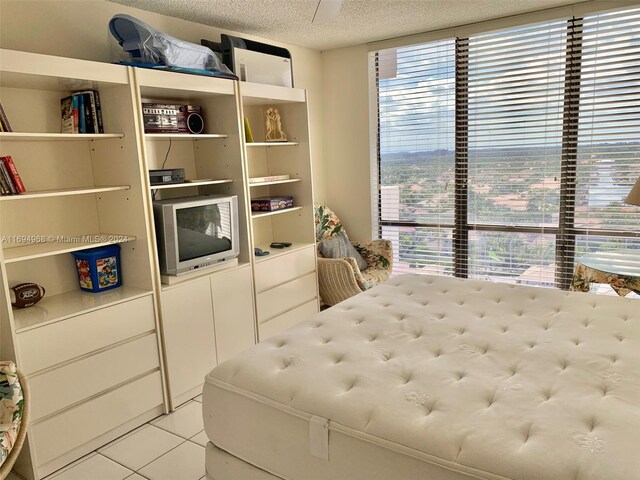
[10,395,207,480]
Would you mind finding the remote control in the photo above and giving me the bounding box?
[270,242,292,248]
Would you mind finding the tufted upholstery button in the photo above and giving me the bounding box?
[321,337,331,344]
[344,378,358,392]
[501,326,509,333]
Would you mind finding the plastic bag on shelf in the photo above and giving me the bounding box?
[108,14,235,77]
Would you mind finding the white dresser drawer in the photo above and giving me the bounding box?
[254,246,316,292]
[31,370,163,467]
[29,333,160,422]
[18,295,155,374]
[256,272,317,322]
[258,299,318,341]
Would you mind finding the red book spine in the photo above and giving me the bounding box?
[1,156,25,193]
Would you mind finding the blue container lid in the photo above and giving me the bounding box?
[73,244,121,259]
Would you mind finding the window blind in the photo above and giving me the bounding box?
[374,40,456,276]
[571,8,640,288]
[372,6,640,290]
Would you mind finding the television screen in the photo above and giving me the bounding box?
[176,202,233,262]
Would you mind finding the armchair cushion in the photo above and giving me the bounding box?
[318,231,368,271]
[353,239,393,271]
[0,361,24,468]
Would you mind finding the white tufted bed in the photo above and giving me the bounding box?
[202,274,640,480]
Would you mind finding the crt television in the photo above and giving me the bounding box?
[153,195,240,276]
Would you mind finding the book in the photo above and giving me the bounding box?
[61,95,79,133]
[0,162,11,195]
[0,161,17,195]
[74,90,99,134]
[77,93,86,133]
[93,89,104,133]
[248,174,291,183]
[244,116,254,143]
[1,156,25,193]
[0,101,12,132]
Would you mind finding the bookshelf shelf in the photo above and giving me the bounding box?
[0,133,124,141]
[249,178,302,187]
[253,242,315,264]
[0,185,130,200]
[149,179,233,190]
[2,233,136,263]
[246,142,299,148]
[13,287,153,333]
[251,206,303,219]
[144,133,228,140]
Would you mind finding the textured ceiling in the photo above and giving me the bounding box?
[107,0,587,51]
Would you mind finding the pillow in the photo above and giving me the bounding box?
[318,231,368,271]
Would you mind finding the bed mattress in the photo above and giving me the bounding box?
[203,274,640,480]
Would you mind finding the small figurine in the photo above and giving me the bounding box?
[265,107,287,142]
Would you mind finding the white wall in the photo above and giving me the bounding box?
[321,44,371,241]
[0,0,327,201]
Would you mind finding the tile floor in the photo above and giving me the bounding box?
[10,395,208,480]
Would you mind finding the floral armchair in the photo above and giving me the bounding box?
[0,361,28,479]
[314,203,393,306]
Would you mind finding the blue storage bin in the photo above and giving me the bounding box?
[73,244,122,292]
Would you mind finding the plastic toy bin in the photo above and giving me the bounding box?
[73,244,122,292]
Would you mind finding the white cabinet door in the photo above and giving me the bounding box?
[210,265,256,363]
[160,276,217,405]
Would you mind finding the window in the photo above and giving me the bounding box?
[372,7,640,289]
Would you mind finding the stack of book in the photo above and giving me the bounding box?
[0,156,26,195]
[61,90,104,134]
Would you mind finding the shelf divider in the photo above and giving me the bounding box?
[249,178,302,188]
[246,142,299,148]
[13,287,153,333]
[0,185,130,200]
[149,179,233,190]
[251,206,303,219]
[0,133,124,141]
[144,133,228,141]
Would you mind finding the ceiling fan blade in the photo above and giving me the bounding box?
[312,0,342,24]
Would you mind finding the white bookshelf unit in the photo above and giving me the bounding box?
[0,49,166,480]
[240,82,319,342]
[0,48,319,478]
[134,67,257,409]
